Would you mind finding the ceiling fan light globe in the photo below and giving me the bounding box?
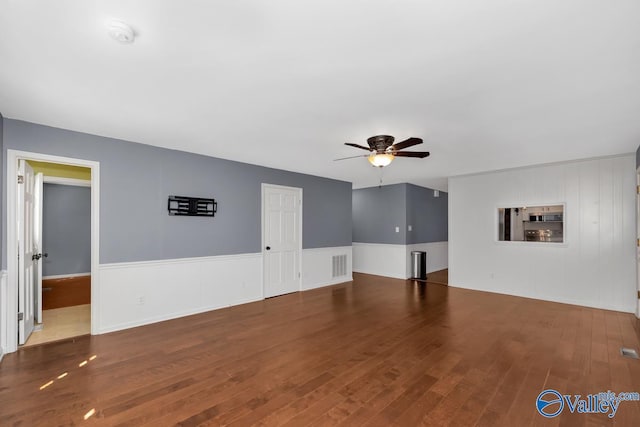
[368,153,394,167]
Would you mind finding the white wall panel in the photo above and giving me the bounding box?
[352,243,407,279]
[98,253,262,333]
[301,246,352,290]
[449,155,636,313]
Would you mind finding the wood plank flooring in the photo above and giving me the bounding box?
[1,273,639,426]
[425,269,448,286]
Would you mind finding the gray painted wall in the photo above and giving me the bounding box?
[406,184,448,244]
[352,184,407,244]
[352,183,448,244]
[636,145,640,168]
[42,184,91,276]
[2,119,352,266]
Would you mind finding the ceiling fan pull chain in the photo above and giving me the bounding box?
[379,167,384,188]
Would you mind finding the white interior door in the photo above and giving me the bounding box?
[263,185,301,298]
[18,160,36,344]
[34,172,44,324]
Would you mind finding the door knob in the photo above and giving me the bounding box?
[265,246,271,250]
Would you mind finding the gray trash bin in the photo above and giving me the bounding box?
[411,251,427,280]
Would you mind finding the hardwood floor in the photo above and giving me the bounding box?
[1,273,639,426]
[425,269,448,286]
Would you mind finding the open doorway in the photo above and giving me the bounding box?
[5,150,100,354]
[22,162,92,346]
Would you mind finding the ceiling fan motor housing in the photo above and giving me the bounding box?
[367,135,395,153]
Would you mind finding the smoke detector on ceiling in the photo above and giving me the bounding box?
[107,21,135,44]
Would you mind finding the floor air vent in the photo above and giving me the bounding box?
[332,254,347,278]
[620,347,639,359]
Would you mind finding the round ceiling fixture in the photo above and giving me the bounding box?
[368,153,394,167]
[107,21,135,44]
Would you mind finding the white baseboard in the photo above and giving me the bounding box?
[353,242,448,280]
[43,272,91,280]
[302,246,352,290]
[98,253,263,334]
[448,281,636,314]
[0,270,8,362]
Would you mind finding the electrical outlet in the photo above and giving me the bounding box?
[408,225,412,231]
[136,296,145,305]
[395,226,400,233]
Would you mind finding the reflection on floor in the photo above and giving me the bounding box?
[23,304,90,347]
[425,268,448,285]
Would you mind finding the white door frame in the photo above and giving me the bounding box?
[261,183,303,297]
[5,150,100,353]
[637,167,640,319]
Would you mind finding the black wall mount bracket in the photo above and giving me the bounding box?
[168,196,217,217]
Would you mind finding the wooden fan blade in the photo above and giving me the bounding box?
[392,137,423,151]
[394,151,430,158]
[334,154,369,161]
[345,142,372,151]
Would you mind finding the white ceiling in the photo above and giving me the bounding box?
[1,0,639,191]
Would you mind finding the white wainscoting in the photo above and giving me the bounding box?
[353,242,449,280]
[352,243,409,279]
[302,246,353,290]
[98,253,262,334]
[96,247,354,334]
[0,270,7,362]
[449,155,636,313]
[405,242,449,279]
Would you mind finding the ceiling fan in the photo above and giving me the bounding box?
[336,135,430,167]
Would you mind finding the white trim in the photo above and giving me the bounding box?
[42,273,91,280]
[6,150,100,354]
[637,166,640,319]
[43,176,91,187]
[447,281,633,314]
[97,253,263,333]
[261,183,303,297]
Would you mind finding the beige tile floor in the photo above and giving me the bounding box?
[23,304,91,347]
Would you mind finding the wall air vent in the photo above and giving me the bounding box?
[332,254,347,278]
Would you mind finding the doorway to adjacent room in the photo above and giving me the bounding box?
[5,150,100,353]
